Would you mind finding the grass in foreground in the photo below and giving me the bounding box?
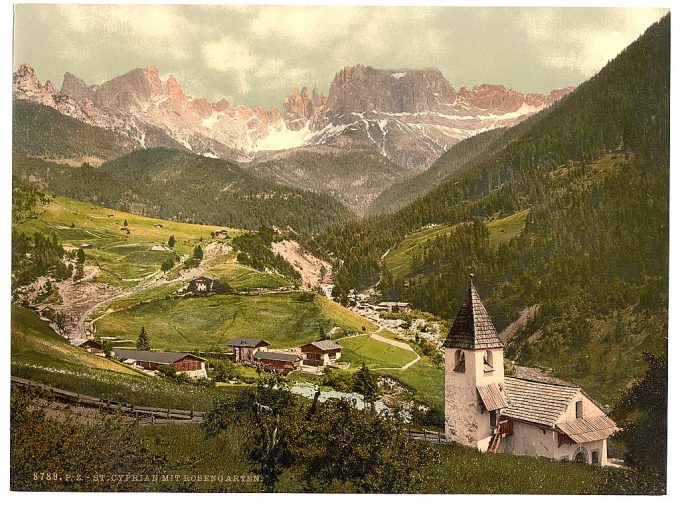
[11,305,243,410]
[137,423,611,493]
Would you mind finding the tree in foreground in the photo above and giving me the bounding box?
[10,388,166,491]
[203,374,431,493]
[353,362,380,409]
[136,326,151,351]
[599,347,667,494]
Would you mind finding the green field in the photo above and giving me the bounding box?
[203,252,292,289]
[487,209,530,247]
[95,293,376,351]
[15,196,246,286]
[11,305,243,410]
[379,357,444,409]
[339,335,417,369]
[384,224,459,279]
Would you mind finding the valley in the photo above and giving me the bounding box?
[10,10,669,494]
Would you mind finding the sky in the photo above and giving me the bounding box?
[13,4,669,109]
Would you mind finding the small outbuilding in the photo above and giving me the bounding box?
[377,301,413,313]
[253,351,301,376]
[150,244,172,252]
[227,338,270,362]
[78,339,103,353]
[300,340,342,366]
[79,243,92,249]
[112,348,207,379]
[154,223,163,228]
[187,276,217,293]
[212,229,228,239]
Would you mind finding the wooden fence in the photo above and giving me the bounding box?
[11,376,206,424]
[406,427,447,444]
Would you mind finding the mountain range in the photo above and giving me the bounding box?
[13,63,572,173]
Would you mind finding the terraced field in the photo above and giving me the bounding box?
[15,196,245,286]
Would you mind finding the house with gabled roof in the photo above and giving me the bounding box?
[112,348,207,379]
[253,351,301,376]
[444,275,617,465]
[300,340,342,366]
[227,338,270,362]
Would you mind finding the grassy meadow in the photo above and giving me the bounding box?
[15,196,245,286]
[95,292,376,351]
[11,305,244,410]
[339,335,417,369]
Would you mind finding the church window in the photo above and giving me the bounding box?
[454,350,465,372]
[576,400,583,419]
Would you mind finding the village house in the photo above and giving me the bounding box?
[187,276,217,293]
[444,276,617,465]
[79,243,92,249]
[112,348,207,379]
[78,339,103,354]
[378,301,413,312]
[154,223,163,228]
[227,338,270,362]
[211,229,228,239]
[253,351,301,376]
[300,340,342,366]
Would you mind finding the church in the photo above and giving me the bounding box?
[444,276,618,465]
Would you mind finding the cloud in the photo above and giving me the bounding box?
[202,34,309,95]
[520,8,668,77]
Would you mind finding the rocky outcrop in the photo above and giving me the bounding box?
[14,63,572,170]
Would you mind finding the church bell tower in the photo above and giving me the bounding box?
[444,275,507,450]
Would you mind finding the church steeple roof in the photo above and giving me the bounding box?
[444,275,504,350]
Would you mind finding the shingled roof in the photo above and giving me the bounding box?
[304,340,342,352]
[503,377,580,427]
[227,338,270,348]
[444,278,504,349]
[112,348,205,364]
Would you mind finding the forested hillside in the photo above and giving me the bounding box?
[246,147,409,215]
[366,128,507,215]
[312,15,669,403]
[13,148,355,235]
[12,100,135,161]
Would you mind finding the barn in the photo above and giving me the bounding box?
[112,348,207,379]
[253,351,301,375]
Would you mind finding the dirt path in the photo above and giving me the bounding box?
[271,239,332,288]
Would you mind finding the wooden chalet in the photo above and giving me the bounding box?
[300,340,342,366]
[112,348,207,379]
[226,338,270,362]
[253,351,301,375]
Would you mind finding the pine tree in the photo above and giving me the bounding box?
[168,235,175,249]
[193,245,203,260]
[136,326,150,351]
[353,363,379,409]
[123,219,128,227]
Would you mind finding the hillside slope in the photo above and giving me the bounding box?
[14,148,355,235]
[312,15,670,404]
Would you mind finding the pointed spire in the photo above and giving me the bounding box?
[444,275,503,349]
